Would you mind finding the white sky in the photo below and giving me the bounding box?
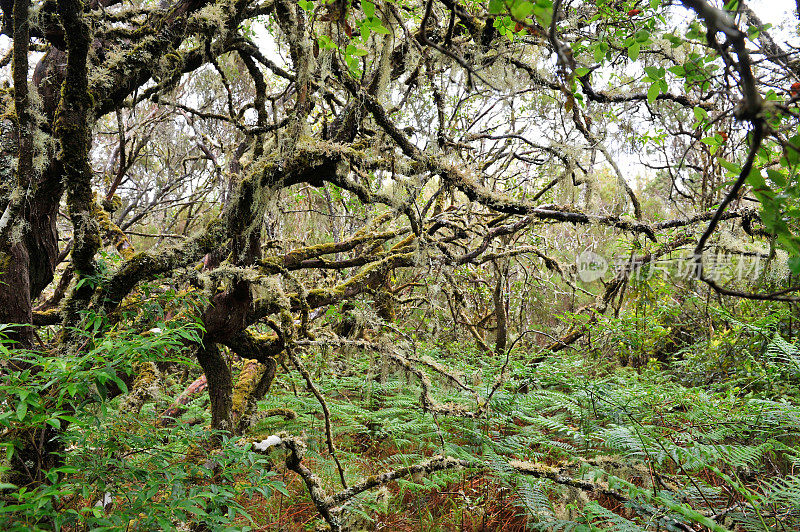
[749,0,797,31]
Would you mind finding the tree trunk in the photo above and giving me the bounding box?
[196,343,234,434]
[0,243,33,346]
[493,261,507,354]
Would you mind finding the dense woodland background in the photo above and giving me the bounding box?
[3,0,800,529]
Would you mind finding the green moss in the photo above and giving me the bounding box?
[231,360,263,420]
[92,196,134,259]
[120,362,160,413]
[101,194,122,214]
[263,407,296,420]
[0,251,11,274]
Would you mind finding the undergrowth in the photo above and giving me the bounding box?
[3,296,800,530]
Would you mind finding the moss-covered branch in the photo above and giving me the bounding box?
[300,251,416,309]
[56,0,101,329]
[280,226,409,269]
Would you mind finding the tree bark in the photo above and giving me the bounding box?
[196,343,234,433]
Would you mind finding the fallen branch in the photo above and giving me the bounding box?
[157,374,207,427]
[251,433,631,532]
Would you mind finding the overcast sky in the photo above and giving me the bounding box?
[749,0,798,41]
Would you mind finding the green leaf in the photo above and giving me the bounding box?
[593,43,605,63]
[184,505,207,516]
[345,55,361,76]
[532,0,552,27]
[628,42,640,61]
[786,135,800,166]
[16,401,27,421]
[362,0,375,18]
[666,34,683,47]
[643,66,662,80]
[789,255,800,275]
[273,482,290,496]
[110,374,128,394]
[593,43,606,63]
[693,106,708,122]
[318,36,336,50]
[668,64,685,76]
[488,0,505,14]
[510,0,533,20]
[369,21,391,34]
[647,82,661,104]
[746,168,767,190]
[766,169,787,187]
[719,159,741,175]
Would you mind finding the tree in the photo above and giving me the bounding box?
[2,0,800,528]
